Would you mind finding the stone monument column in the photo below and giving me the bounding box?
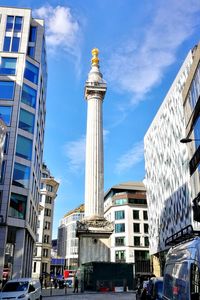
[84,48,105,219]
[77,49,113,266]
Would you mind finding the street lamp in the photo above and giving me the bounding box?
[180,138,200,143]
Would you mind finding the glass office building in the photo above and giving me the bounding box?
[0,7,47,278]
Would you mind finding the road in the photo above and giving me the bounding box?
[42,289,136,300]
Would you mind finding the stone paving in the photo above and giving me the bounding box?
[42,288,136,300]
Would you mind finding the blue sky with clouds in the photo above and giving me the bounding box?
[4,0,200,237]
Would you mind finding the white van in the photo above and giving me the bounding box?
[163,227,200,300]
[0,278,42,300]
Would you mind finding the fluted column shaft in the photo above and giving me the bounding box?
[85,92,104,218]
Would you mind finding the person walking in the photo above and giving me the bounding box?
[73,276,79,293]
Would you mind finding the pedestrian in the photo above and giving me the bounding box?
[39,276,43,288]
[73,276,79,293]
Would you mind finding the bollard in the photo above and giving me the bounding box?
[50,282,53,296]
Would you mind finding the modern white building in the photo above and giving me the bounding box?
[58,204,84,270]
[32,163,59,279]
[0,6,47,278]
[104,182,150,275]
[144,44,200,274]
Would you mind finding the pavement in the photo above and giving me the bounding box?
[42,288,136,299]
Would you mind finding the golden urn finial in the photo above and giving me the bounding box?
[91,48,99,66]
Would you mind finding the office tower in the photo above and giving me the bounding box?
[144,45,200,275]
[76,49,113,266]
[57,204,84,270]
[32,163,59,279]
[0,7,47,278]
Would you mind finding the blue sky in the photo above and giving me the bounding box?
[4,0,200,237]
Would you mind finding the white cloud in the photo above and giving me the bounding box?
[63,129,109,172]
[63,136,86,173]
[115,141,144,174]
[33,5,81,61]
[106,0,200,102]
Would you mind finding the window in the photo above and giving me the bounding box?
[115,198,127,205]
[0,81,15,100]
[115,250,125,262]
[0,106,12,125]
[21,84,37,108]
[133,223,140,233]
[115,237,125,246]
[3,133,9,154]
[163,262,189,300]
[19,109,35,133]
[144,237,149,247]
[33,262,36,273]
[0,160,6,184]
[44,208,51,217]
[14,17,23,32]
[115,223,125,233]
[9,192,27,219]
[29,26,37,42]
[6,16,14,31]
[16,135,32,160]
[3,36,11,51]
[144,224,149,233]
[134,236,140,246]
[46,184,53,192]
[143,211,148,220]
[11,37,20,52]
[0,57,16,75]
[115,210,125,220]
[133,210,139,219]
[27,47,35,58]
[129,198,147,205]
[24,61,39,85]
[42,249,48,257]
[45,196,52,204]
[44,221,50,230]
[12,162,30,189]
[43,235,50,243]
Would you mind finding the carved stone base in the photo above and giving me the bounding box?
[76,217,114,266]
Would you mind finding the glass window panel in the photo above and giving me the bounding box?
[3,133,9,154]
[115,223,125,233]
[144,223,149,233]
[0,81,14,100]
[0,106,12,125]
[11,37,20,52]
[29,26,37,42]
[12,162,30,188]
[134,236,140,246]
[27,46,35,58]
[0,160,6,184]
[115,210,125,220]
[24,61,39,84]
[6,16,14,31]
[21,84,37,108]
[133,210,139,219]
[16,135,32,160]
[3,36,11,51]
[19,108,35,133]
[133,223,140,233]
[14,16,23,32]
[9,192,27,219]
[0,57,16,75]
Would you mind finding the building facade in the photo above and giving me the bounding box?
[58,204,84,270]
[144,45,200,274]
[182,43,200,215]
[104,182,150,275]
[0,7,47,278]
[32,164,59,279]
[0,119,6,174]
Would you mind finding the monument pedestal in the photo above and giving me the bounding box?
[76,217,113,266]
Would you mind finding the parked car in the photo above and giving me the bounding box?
[0,278,42,300]
[147,277,163,300]
[163,227,200,300]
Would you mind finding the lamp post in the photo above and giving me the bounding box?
[180,138,200,143]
